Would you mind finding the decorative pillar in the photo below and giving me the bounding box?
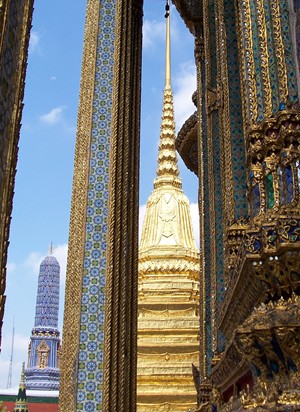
[234,0,300,221]
[194,31,207,384]
[59,1,143,411]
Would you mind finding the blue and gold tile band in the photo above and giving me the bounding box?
[60,1,143,411]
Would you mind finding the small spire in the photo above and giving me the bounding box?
[13,362,28,412]
[154,0,181,189]
[49,241,53,255]
[20,362,25,388]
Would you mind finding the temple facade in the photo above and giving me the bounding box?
[54,0,300,411]
[25,253,61,390]
[137,6,200,411]
[0,0,34,347]
[174,0,300,410]
[2,0,300,410]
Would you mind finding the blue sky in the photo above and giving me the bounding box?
[0,0,198,388]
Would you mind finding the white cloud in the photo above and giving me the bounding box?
[10,244,67,282]
[173,61,196,130]
[39,107,64,124]
[29,31,40,54]
[143,19,165,49]
[50,76,57,81]
[24,251,44,276]
[6,262,16,274]
[143,6,180,50]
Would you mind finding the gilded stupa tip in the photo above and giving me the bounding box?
[154,0,181,189]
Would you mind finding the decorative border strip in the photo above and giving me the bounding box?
[59,0,102,409]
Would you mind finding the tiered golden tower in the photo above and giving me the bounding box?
[137,3,200,410]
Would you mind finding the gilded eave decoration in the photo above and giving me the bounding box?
[176,111,198,175]
[219,221,300,340]
[172,0,202,35]
[214,295,300,411]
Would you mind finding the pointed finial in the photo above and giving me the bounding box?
[21,362,25,386]
[49,241,53,255]
[13,362,28,412]
[154,0,181,189]
[165,0,171,88]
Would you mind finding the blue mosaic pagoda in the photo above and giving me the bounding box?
[25,253,61,390]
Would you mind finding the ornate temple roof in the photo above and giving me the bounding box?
[172,0,202,35]
[176,111,198,175]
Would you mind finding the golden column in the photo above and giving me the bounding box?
[137,2,200,411]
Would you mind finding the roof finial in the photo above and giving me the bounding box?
[49,241,53,255]
[165,0,171,88]
[154,0,181,188]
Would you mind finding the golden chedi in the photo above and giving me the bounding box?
[137,3,200,410]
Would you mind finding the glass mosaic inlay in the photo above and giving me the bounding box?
[278,0,299,104]
[76,1,116,410]
[224,0,248,219]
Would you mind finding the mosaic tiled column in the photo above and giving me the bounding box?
[59,1,143,411]
[235,0,300,219]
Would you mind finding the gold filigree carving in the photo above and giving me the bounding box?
[239,0,258,123]
[206,84,223,114]
[220,235,300,340]
[247,109,300,218]
[270,0,289,104]
[37,340,50,369]
[203,0,218,355]
[255,0,272,117]
[103,1,143,410]
[59,0,99,409]
[195,28,207,380]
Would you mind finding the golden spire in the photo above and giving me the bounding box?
[137,5,200,409]
[154,0,181,189]
[139,0,198,256]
